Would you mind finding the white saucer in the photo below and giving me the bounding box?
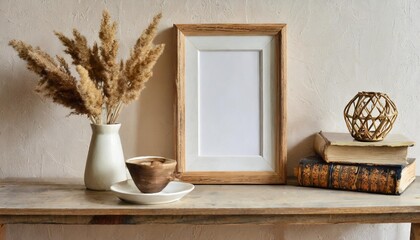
[110,179,194,205]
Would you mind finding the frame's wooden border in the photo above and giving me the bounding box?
[174,24,287,184]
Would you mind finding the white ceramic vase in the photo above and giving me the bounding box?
[84,123,127,191]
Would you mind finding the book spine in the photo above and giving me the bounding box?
[297,157,402,194]
[313,133,328,161]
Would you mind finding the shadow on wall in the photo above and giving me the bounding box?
[6,224,286,240]
[130,26,176,159]
[287,134,315,177]
[6,223,411,240]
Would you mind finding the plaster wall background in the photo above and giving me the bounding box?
[0,0,418,239]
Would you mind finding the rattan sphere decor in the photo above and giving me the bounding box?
[343,92,398,142]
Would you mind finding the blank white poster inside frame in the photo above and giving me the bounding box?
[185,35,275,172]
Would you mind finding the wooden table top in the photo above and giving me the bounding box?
[1,178,420,225]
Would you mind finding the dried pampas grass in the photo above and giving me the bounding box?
[9,10,165,124]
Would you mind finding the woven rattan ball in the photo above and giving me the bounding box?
[343,92,398,142]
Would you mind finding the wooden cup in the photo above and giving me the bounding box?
[126,156,177,193]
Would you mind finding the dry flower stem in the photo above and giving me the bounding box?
[76,65,103,124]
[9,10,165,124]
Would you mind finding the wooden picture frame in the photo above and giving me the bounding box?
[175,24,287,184]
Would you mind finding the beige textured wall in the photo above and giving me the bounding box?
[1,0,418,239]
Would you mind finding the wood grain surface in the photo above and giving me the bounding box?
[174,24,286,36]
[1,178,420,225]
[0,224,4,240]
[412,223,420,240]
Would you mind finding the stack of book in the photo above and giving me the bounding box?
[296,132,416,195]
